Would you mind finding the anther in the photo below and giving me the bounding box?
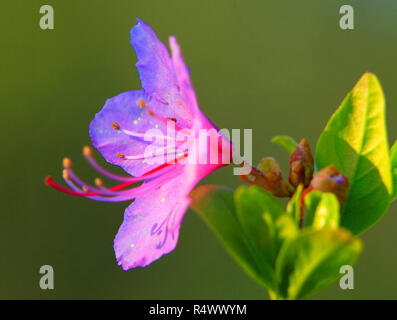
[63,169,71,181]
[95,178,104,188]
[117,152,125,159]
[169,117,177,123]
[136,98,154,116]
[112,122,120,130]
[83,146,93,157]
[137,98,146,108]
[82,186,89,192]
[63,157,72,169]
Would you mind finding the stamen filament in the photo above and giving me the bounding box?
[62,167,183,202]
[137,98,185,131]
[46,151,189,198]
[83,146,133,182]
[121,128,174,141]
[123,145,183,160]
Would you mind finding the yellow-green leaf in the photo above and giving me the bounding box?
[304,191,340,230]
[391,141,397,201]
[316,73,392,234]
[271,135,299,154]
[286,184,303,225]
[276,228,362,300]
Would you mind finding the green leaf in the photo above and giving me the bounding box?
[303,191,340,229]
[391,141,397,201]
[275,214,299,245]
[234,186,285,271]
[316,73,392,234]
[271,135,299,154]
[276,228,362,300]
[286,184,303,225]
[190,185,276,290]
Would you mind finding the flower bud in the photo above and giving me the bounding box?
[239,157,293,197]
[258,157,294,197]
[304,164,349,205]
[288,138,314,188]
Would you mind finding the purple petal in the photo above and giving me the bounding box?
[131,19,194,126]
[131,18,178,103]
[114,167,196,269]
[90,90,183,176]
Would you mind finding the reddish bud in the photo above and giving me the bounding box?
[303,164,349,205]
[240,158,293,197]
[258,157,294,197]
[289,138,314,188]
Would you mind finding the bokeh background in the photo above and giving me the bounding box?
[1,0,396,299]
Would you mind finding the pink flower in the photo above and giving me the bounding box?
[46,18,231,270]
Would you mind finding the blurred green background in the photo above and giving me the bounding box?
[1,0,397,299]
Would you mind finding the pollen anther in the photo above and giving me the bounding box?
[95,178,104,187]
[112,122,121,130]
[137,98,146,108]
[63,157,72,169]
[63,169,71,181]
[117,152,125,159]
[83,146,93,157]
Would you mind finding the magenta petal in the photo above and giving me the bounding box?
[114,168,195,270]
[169,36,199,117]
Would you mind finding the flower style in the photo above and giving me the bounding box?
[46,18,231,270]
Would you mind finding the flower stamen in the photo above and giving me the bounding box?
[95,178,104,188]
[112,122,121,130]
[136,98,185,131]
[63,169,71,181]
[46,150,189,199]
[83,146,132,182]
[121,145,184,161]
[63,157,72,169]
